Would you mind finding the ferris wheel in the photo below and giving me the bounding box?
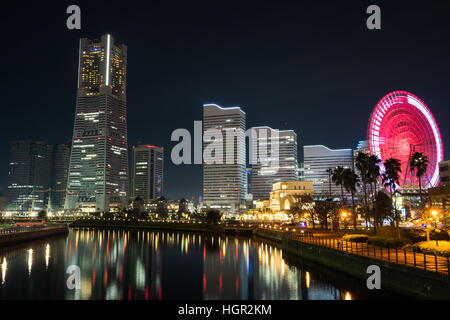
[367,91,444,189]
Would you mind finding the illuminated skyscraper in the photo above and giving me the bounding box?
[131,145,164,201]
[7,141,51,214]
[203,104,246,214]
[303,145,353,198]
[65,34,129,213]
[250,127,298,200]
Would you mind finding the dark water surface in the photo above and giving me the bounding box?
[0,229,404,300]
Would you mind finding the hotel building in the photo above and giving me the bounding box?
[203,104,246,214]
[250,127,298,200]
[65,34,129,213]
[303,145,353,198]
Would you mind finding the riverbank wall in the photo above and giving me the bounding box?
[256,228,450,299]
[69,220,229,234]
[0,226,69,247]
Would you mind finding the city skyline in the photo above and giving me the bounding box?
[1,1,450,200]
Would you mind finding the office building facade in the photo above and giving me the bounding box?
[440,160,450,186]
[250,127,298,200]
[7,141,51,214]
[47,143,71,213]
[303,145,353,198]
[66,34,129,213]
[131,145,164,201]
[203,104,246,214]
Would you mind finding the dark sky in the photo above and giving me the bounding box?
[1,0,450,199]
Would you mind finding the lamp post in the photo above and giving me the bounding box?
[341,210,349,232]
[432,210,439,246]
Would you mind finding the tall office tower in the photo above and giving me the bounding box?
[250,127,298,200]
[66,34,129,213]
[203,104,246,214]
[47,143,71,213]
[303,145,353,198]
[7,141,51,214]
[131,145,164,201]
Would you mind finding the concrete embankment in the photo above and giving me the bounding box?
[256,228,450,299]
[254,228,284,243]
[70,220,220,233]
[0,226,69,247]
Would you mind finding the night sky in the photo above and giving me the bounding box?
[1,0,450,199]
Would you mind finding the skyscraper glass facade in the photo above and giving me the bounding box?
[132,145,164,201]
[7,141,50,214]
[203,104,246,214]
[303,145,353,198]
[250,127,298,200]
[66,35,129,213]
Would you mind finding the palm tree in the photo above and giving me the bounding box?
[367,155,382,228]
[342,168,360,230]
[331,166,346,207]
[355,152,371,225]
[382,158,402,237]
[409,152,429,204]
[368,155,381,198]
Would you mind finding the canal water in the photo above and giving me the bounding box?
[0,229,404,300]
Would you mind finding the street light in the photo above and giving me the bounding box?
[431,209,439,246]
[341,210,349,231]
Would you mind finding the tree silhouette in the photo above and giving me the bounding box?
[409,152,429,204]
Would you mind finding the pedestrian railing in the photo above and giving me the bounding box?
[287,231,450,276]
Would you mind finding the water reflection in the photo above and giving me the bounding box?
[27,249,33,276]
[1,257,6,284]
[0,229,403,300]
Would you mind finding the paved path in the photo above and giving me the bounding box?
[291,233,450,275]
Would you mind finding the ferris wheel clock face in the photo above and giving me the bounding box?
[368,91,443,189]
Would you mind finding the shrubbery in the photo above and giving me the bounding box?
[409,241,450,257]
[342,234,369,243]
[397,228,450,243]
[367,236,411,248]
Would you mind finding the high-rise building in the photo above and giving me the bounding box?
[65,34,129,213]
[303,145,353,198]
[7,141,51,214]
[439,160,450,186]
[47,143,71,213]
[131,145,164,201]
[203,104,246,214]
[250,127,298,200]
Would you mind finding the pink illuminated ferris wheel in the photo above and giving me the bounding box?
[368,91,444,189]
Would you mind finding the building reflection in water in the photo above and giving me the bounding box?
[27,249,33,276]
[1,257,6,285]
[0,229,374,300]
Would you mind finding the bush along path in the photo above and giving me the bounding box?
[289,231,450,276]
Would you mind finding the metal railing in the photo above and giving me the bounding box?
[289,231,450,276]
